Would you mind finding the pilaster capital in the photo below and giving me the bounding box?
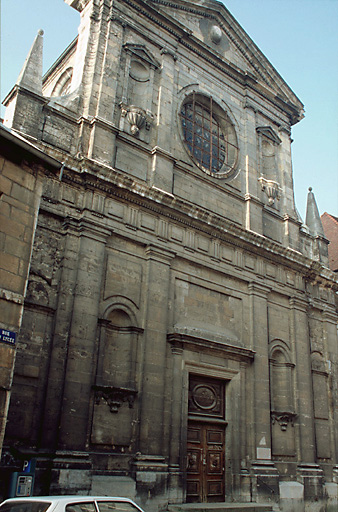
[289,296,308,312]
[145,244,176,265]
[77,218,112,244]
[244,193,261,206]
[322,306,338,324]
[161,47,177,61]
[64,216,112,242]
[171,344,184,356]
[63,217,81,235]
[248,282,271,298]
[244,99,257,113]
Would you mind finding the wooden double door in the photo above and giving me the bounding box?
[186,375,226,502]
[186,420,225,502]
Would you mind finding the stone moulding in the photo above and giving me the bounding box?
[48,159,338,291]
[92,385,137,413]
[167,331,255,363]
[271,411,297,431]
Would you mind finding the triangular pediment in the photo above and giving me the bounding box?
[256,126,282,145]
[123,44,160,69]
[144,0,303,122]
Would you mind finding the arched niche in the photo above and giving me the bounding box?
[90,304,143,450]
[51,67,73,97]
[119,45,159,138]
[269,341,296,456]
[269,343,294,413]
[96,305,141,389]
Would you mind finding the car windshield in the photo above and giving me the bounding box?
[0,502,51,512]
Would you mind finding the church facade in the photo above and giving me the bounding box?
[1,1,337,511]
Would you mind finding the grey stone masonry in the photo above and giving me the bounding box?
[0,1,337,511]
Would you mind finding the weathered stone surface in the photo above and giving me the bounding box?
[0,1,337,511]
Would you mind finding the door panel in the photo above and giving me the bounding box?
[187,421,225,502]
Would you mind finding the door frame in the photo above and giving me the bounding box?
[185,373,229,503]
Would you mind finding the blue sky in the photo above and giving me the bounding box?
[1,0,337,219]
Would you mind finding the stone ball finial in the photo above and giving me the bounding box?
[309,187,313,192]
[210,25,222,45]
[38,29,44,36]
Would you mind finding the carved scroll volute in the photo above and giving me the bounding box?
[93,385,137,413]
[271,411,296,431]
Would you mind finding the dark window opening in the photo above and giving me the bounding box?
[180,96,238,176]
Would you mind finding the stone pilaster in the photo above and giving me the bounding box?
[278,128,296,218]
[168,344,183,465]
[168,342,183,503]
[139,245,175,454]
[167,343,184,503]
[58,219,111,450]
[322,306,338,465]
[40,218,81,449]
[88,14,125,163]
[248,282,272,462]
[289,297,316,463]
[151,48,177,193]
[244,102,263,235]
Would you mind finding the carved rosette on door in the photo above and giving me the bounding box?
[187,376,227,503]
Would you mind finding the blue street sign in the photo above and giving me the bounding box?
[0,329,16,346]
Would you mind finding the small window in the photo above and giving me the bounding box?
[97,502,140,512]
[180,94,238,178]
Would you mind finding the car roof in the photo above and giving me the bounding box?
[3,498,136,502]
[1,497,144,512]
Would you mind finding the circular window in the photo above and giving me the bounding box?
[180,95,238,178]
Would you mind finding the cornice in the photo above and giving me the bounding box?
[44,103,79,124]
[167,331,255,363]
[46,157,337,290]
[23,300,56,315]
[3,85,47,107]
[122,0,303,123]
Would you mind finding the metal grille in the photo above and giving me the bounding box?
[180,96,238,175]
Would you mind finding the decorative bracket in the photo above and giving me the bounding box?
[120,103,154,136]
[271,411,296,431]
[258,177,281,205]
[93,385,137,413]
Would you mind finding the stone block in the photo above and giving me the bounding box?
[0,252,20,274]
[11,182,35,205]
[0,268,24,294]
[115,145,148,181]
[3,161,36,191]
[0,199,11,217]
[91,476,136,498]
[325,483,338,512]
[279,481,303,512]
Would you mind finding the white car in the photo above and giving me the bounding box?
[0,497,146,512]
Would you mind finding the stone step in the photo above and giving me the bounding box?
[168,504,274,512]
